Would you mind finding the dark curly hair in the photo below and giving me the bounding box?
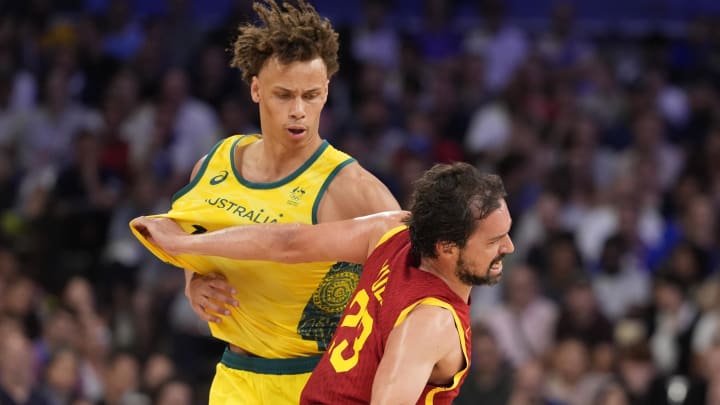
[404,162,507,261]
[230,0,340,84]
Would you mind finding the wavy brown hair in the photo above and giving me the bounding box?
[404,163,507,261]
[230,0,340,84]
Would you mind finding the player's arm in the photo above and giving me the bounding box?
[370,305,463,405]
[183,156,237,323]
[316,162,400,222]
[132,210,408,265]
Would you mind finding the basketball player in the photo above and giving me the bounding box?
[132,162,515,404]
[135,1,399,403]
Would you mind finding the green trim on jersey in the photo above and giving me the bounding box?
[311,157,356,224]
[171,137,225,202]
[231,139,331,190]
[220,347,322,375]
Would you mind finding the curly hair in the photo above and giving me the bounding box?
[404,163,507,261]
[230,0,340,84]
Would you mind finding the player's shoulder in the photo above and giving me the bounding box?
[324,162,400,214]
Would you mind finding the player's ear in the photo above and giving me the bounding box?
[250,76,261,103]
[436,241,457,257]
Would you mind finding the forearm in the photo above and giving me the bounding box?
[177,222,306,262]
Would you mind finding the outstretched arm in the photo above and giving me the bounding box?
[131,210,408,265]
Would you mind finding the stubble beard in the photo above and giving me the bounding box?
[456,254,504,286]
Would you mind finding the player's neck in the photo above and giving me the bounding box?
[242,136,323,181]
[419,259,472,302]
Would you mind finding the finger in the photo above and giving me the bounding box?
[208,279,238,295]
[192,303,222,324]
[203,299,232,317]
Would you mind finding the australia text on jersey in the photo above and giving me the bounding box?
[205,197,283,223]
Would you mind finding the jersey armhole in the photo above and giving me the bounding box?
[393,297,470,399]
[375,226,407,248]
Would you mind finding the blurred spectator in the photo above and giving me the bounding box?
[616,344,656,405]
[2,275,41,339]
[701,343,720,405]
[20,68,102,179]
[528,231,586,303]
[152,378,192,405]
[455,324,514,405]
[506,359,552,405]
[351,0,400,69]
[482,264,558,367]
[691,277,720,370]
[100,0,144,62]
[535,2,594,68]
[462,0,527,94]
[591,380,631,405]
[0,329,48,405]
[100,351,148,405]
[647,272,700,376]
[47,131,121,286]
[592,234,651,321]
[555,279,614,372]
[140,353,175,396]
[544,337,606,405]
[38,348,81,405]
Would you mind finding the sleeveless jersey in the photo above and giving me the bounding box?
[130,134,360,358]
[300,227,472,405]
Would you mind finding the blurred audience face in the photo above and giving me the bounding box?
[104,353,140,402]
[63,276,96,315]
[46,349,80,395]
[472,330,502,375]
[505,265,537,309]
[594,383,630,405]
[44,307,79,350]
[618,347,655,397]
[0,331,35,390]
[553,338,588,384]
[513,359,545,397]
[565,282,596,322]
[142,353,175,392]
[156,380,192,405]
[2,276,35,317]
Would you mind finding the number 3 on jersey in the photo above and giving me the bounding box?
[329,289,374,372]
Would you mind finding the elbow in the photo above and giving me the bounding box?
[275,223,307,263]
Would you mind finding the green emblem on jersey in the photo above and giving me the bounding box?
[298,262,361,350]
[210,170,229,185]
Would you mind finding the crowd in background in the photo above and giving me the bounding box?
[1,0,720,404]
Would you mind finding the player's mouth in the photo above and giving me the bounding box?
[488,258,503,276]
[286,126,307,138]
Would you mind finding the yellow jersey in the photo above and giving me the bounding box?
[130,134,360,358]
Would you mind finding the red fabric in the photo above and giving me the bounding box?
[301,229,471,405]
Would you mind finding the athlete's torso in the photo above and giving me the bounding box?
[134,134,360,358]
[301,228,472,405]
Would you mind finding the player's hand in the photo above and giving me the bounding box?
[131,216,187,255]
[186,272,238,324]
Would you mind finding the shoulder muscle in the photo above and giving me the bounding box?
[318,162,400,222]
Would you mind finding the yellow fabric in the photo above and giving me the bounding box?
[392,297,471,404]
[208,363,311,405]
[374,225,407,248]
[130,134,358,358]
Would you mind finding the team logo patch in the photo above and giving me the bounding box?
[298,262,362,350]
[210,170,229,185]
[287,186,306,206]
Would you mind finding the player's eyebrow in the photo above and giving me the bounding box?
[272,85,323,93]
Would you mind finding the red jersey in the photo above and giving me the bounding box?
[300,227,472,405]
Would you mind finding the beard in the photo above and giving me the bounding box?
[455,254,505,286]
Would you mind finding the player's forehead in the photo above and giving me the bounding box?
[473,199,512,239]
[258,57,328,88]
